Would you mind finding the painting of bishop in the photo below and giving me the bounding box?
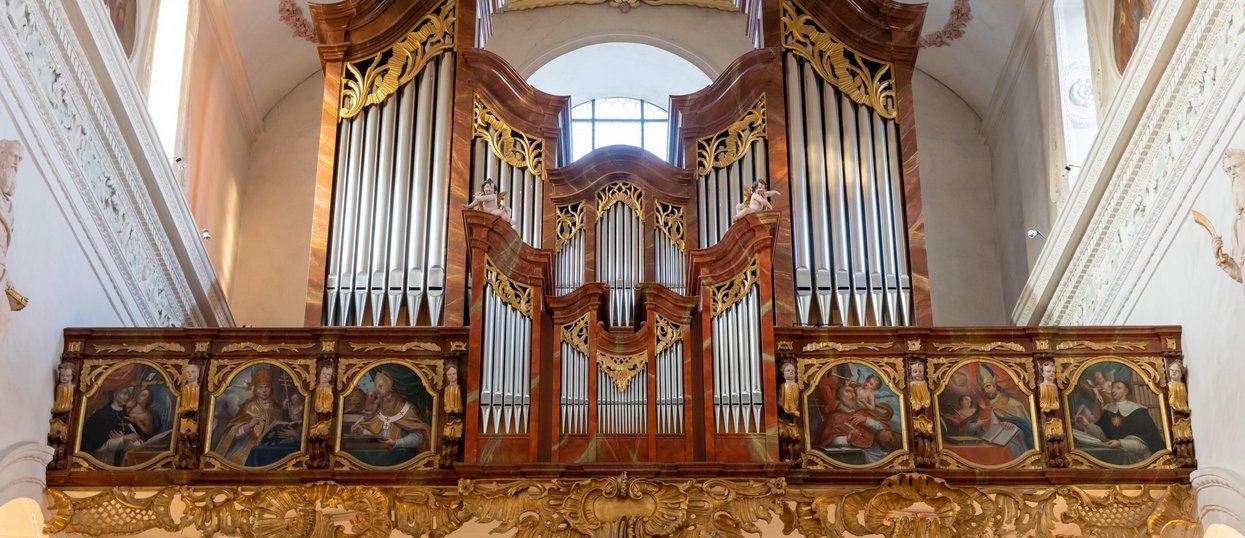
[936,362,1036,467]
[806,362,905,466]
[210,365,305,468]
[339,364,435,467]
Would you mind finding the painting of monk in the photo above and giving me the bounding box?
[806,362,904,466]
[77,363,174,468]
[339,364,435,467]
[209,364,305,468]
[935,361,1036,467]
[1067,361,1167,466]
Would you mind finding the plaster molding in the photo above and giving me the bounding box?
[278,0,317,43]
[918,0,971,48]
[201,0,262,139]
[0,0,233,326]
[1010,0,1208,325]
[0,442,51,507]
[1194,468,1245,532]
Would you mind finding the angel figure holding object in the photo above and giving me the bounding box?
[466,178,514,225]
[733,180,780,222]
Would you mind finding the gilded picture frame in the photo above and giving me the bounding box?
[1058,355,1173,469]
[203,359,315,471]
[334,358,443,471]
[72,358,185,472]
[928,357,1042,470]
[799,357,909,469]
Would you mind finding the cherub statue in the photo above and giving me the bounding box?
[465,178,514,224]
[52,363,74,414]
[177,362,201,414]
[1038,360,1059,413]
[779,361,799,416]
[732,180,780,223]
[1194,148,1245,282]
[314,364,334,414]
[908,359,930,411]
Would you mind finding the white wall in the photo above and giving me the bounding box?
[912,70,1006,325]
[229,73,323,327]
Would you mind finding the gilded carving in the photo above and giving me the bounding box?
[561,314,590,356]
[802,341,895,353]
[554,202,585,251]
[505,0,738,13]
[695,94,766,176]
[654,314,683,355]
[933,341,1026,353]
[710,256,759,317]
[654,200,686,252]
[1056,340,1148,351]
[797,356,908,469]
[338,0,455,119]
[219,342,314,354]
[597,351,647,392]
[484,255,534,318]
[94,342,185,354]
[473,95,546,178]
[595,181,645,220]
[781,0,897,119]
[348,341,441,353]
[906,339,922,352]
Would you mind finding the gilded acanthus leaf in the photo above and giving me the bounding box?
[94,342,184,354]
[561,314,591,356]
[710,256,759,317]
[348,341,441,353]
[598,352,648,392]
[1055,340,1147,351]
[802,341,895,353]
[554,202,586,251]
[696,94,766,176]
[473,95,546,178]
[655,314,683,355]
[484,255,534,318]
[781,0,896,119]
[596,182,645,220]
[339,0,455,119]
[654,201,686,253]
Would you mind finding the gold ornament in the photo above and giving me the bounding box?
[1169,381,1189,414]
[484,256,534,318]
[597,352,647,392]
[596,181,645,220]
[52,382,74,414]
[1040,382,1060,413]
[710,256,759,316]
[554,202,586,251]
[909,380,930,412]
[695,95,766,176]
[562,314,591,355]
[338,0,455,119]
[654,201,686,252]
[473,95,546,178]
[444,382,462,415]
[781,0,896,119]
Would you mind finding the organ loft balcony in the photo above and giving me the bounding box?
[38,0,1200,535]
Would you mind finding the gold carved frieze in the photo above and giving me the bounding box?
[1056,340,1148,352]
[472,95,546,178]
[927,355,1035,390]
[654,314,683,355]
[338,0,456,119]
[796,356,908,470]
[695,94,767,176]
[710,256,760,317]
[654,200,686,252]
[219,342,314,354]
[802,341,895,353]
[597,351,648,392]
[483,255,534,318]
[93,342,184,354]
[595,181,645,220]
[348,341,441,353]
[44,477,1196,538]
[933,341,1026,353]
[781,0,897,119]
[561,314,591,356]
[554,202,585,251]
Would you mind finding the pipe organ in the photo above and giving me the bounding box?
[296,0,937,465]
[44,2,1200,532]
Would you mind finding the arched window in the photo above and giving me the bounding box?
[570,97,669,161]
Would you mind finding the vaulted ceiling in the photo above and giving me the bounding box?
[217,0,1031,125]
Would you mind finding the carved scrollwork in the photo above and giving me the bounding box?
[554,202,585,251]
[781,0,897,119]
[710,256,759,317]
[597,351,647,392]
[933,341,1026,353]
[93,342,184,354]
[219,342,314,354]
[338,0,456,119]
[596,181,645,220]
[654,200,686,252]
[473,94,546,178]
[803,341,895,353]
[484,255,534,318]
[654,314,683,355]
[1056,340,1148,351]
[695,95,766,176]
[927,355,1036,391]
[347,341,441,353]
[561,314,590,356]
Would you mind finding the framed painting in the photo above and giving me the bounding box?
[336,360,441,470]
[800,358,907,468]
[932,359,1039,469]
[206,362,311,470]
[1063,358,1170,468]
[75,360,179,470]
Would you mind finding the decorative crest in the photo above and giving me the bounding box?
[781,0,897,119]
[339,0,456,119]
[695,95,766,176]
[484,256,534,318]
[597,352,648,392]
[473,95,546,178]
[595,182,644,220]
[710,256,759,317]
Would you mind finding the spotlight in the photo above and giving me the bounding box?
[1026,229,1045,239]
[200,228,212,241]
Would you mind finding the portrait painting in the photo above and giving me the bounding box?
[1066,361,1167,466]
[1113,0,1154,73]
[208,364,306,468]
[77,363,175,468]
[935,361,1036,467]
[805,362,905,466]
[338,363,435,468]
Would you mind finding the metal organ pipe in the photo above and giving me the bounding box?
[325,119,353,325]
[351,108,380,325]
[426,54,455,325]
[802,61,835,326]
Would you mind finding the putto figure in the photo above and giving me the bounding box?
[466,178,514,224]
[732,180,780,223]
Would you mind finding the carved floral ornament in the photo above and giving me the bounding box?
[43,474,1195,537]
[338,0,456,119]
[484,255,534,318]
[554,202,586,251]
[710,255,760,316]
[654,200,686,252]
[781,0,897,119]
[695,94,766,176]
[598,351,647,392]
[596,181,645,220]
[472,95,547,178]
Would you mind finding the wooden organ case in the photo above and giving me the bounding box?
[40,0,1199,535]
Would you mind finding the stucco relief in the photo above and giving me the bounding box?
[919,0,972,48]
[0,140,27,320]
[1193,149,1245,285]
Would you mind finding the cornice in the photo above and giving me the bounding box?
[1013,0,1235,326]
[0,0,233,326]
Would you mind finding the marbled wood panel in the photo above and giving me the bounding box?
[305,66,344,326]
[596,436,648,462]
[443,53,475,326]
[461,238,487,462]
[757,241,780,461]
[895,65,932,325]
[455,0,478,53]
[761,0,782,48]
[671,49,778,158]
[476,436,531,465]
[546,146,694,203]
[555,436,590,463]
[309,0,451,63]
[715,434,771,462]
[762,53,796,327]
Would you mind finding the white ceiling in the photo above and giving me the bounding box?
[220,0,1029,124]
[527,43,712,107]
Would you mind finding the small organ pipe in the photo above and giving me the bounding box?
[803,62,833,326]
[368,96,398,326]
[427,54,455,325]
